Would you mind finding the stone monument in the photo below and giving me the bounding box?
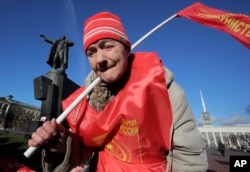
[34,34,80,121]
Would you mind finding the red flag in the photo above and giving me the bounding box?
[177,2,250,49]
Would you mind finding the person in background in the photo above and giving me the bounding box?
[28,12,208,172]
[218,142,226,157]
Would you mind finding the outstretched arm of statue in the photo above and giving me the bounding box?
[40,34,55,44]
[40,34,46,39]
[67,40,74,47]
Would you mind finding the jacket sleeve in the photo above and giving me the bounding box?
[165,70,208,172]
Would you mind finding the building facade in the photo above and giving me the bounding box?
[198,124,250,150]
[0,95,41,133]
[197,91,250,150]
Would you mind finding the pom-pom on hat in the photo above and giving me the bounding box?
[83,12,131,52]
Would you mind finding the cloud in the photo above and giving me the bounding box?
[218,114,250,126]
[61,0,78,33]
[197,120,203,127]
[197,114,250,127]
[60,0,90,83]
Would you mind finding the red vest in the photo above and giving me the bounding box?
[63,52,173,171]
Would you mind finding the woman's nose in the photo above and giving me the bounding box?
[96,50,106,63]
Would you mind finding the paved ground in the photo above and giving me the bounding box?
[206,149,250,172]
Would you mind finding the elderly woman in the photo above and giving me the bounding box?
[28,12,208,172]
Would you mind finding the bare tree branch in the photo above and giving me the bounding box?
[245,104,250,115]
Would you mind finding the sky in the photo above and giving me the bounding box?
[1,0,250,127]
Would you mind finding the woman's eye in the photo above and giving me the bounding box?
[104,44,113,49]
[87,51,95,57]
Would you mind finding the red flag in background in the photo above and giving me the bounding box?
[177,2,250,49]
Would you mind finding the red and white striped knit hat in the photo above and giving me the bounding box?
[83,12,131,52]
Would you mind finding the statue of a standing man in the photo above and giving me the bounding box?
[40,34,74,71]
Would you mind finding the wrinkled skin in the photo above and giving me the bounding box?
[28,118,66,152]
[86,39,130,84]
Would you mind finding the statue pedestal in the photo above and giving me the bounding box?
[34,69,80,121]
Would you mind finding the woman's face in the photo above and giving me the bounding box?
[86,39,130,83]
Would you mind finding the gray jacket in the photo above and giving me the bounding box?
[41,67,208,172]
[164,67,208,172]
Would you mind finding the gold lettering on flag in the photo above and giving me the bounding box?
[92,132,108,145]
[119,119,138,136]
[177,2,250,49]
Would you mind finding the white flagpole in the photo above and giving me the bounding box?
[24,77,101,158]
[24,13,177,158]
[131,14,177,50]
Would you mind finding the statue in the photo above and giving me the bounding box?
[40,34,74,71]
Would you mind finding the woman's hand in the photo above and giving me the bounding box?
[28,118,67,152]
